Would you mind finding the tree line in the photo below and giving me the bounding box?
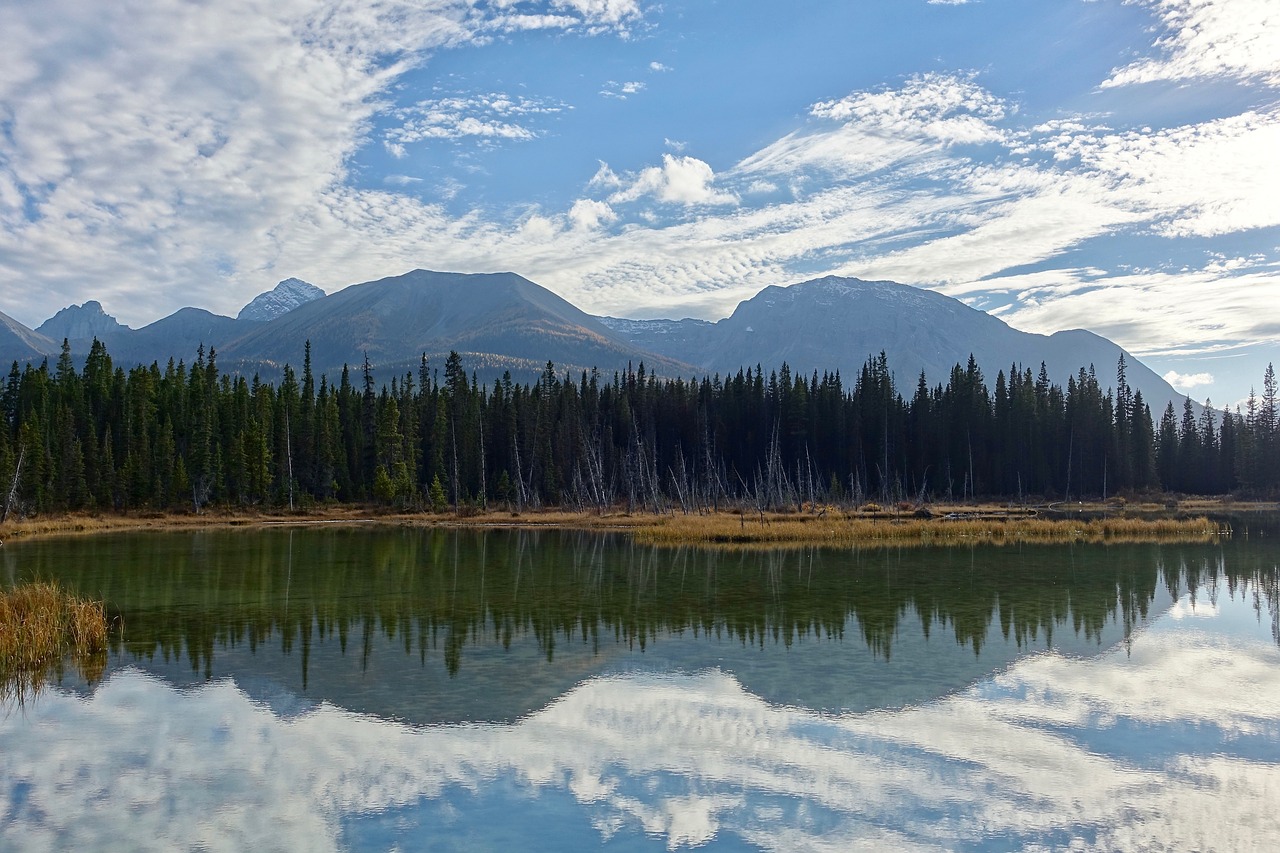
[1,339,1277,517]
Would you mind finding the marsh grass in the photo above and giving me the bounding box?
[0,502,1244,549]
[632,512,1224,548]
[0,582,109,675]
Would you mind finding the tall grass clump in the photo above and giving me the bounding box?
[0,582,108,674]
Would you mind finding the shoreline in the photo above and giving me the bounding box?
[0,499,1268,548]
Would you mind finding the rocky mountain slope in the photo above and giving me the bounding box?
[237,278,326,323]
[598,276,1181,411]
[1,271,1188,410]
[218,269,692,381]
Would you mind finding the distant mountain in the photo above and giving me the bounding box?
[0,309,58,365]
[0,271,1192,413]
[35,301,128,345]
[237,278,325,323]
[111,308,254,366]
[598,276,1187,413]
[218,269,694,382]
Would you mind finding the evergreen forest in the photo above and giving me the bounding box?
[2,339,1277,517]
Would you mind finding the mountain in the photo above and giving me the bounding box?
[35,301,129,346]
[598,276,1187,412]
[219,269,694,382]
[237,278,325,323]
[0,271,1190,413]
[110,308,254,366]
[0,309,58,365]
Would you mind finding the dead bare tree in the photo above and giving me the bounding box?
[2,447,24,524]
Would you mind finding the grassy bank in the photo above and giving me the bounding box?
[631,512,1227,548]
[0,500,1256,549]
[0,582,109,677]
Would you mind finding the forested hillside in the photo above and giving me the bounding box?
[1,340,1276,517]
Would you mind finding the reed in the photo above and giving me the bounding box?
[631,512,1224,548]
[0,581,109,674]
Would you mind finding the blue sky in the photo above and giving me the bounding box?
[1,0,1277,407]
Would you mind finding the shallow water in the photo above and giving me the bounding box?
[2,527,1278,851]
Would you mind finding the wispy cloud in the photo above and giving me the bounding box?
[386,93,568,146]
[977,260,1280,359]
[1104,0,1280,88]
[600,80,646,99]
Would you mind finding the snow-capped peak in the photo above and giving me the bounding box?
[237,278,326,323]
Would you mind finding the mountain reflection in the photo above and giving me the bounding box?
[3,601,1279,852]
[5,527,1280,720]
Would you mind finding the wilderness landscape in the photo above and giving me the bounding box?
[2,0,1278,850]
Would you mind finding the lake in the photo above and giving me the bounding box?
[2,524,1279,851]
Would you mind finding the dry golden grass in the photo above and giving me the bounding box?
[0,501,1245,550]
[631,512,1225,548]
[0,505,660,543]
[0,582,108,674]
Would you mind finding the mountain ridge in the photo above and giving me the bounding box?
[598,276,1181,413]
[1,271,1189,411]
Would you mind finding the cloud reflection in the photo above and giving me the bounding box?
[2,594,1278,851]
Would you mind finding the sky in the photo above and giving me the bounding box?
[0,0,1277,408]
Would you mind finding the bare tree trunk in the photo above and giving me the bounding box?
[451,417,459,513]
[478,411,486,511]
[2,447,24,524]
[286,410,294,511]
[512,434,528,512]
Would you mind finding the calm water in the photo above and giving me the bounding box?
[2,525,1279,851]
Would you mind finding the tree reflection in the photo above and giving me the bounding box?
[7,528,1280,684]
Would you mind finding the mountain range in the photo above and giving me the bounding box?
[2,270,1187,411]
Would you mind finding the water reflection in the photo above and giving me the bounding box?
[2,584,1278,851]
[4,530,1280,850]
[4,529,1280,723]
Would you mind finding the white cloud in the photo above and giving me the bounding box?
[553,0,643,28]
[568,197,618,230]
[649,61,671,72]
[731,73,1008,191]
[1163,369,1216,390]
[608,154,738,206]
[1104,0,1280,88]
[386,93,566,145]
[809,72,1007,146]
[601,80,646,99]
[587,161,624,190]
[977,261,1280,360]
[1028,108,1280,238]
